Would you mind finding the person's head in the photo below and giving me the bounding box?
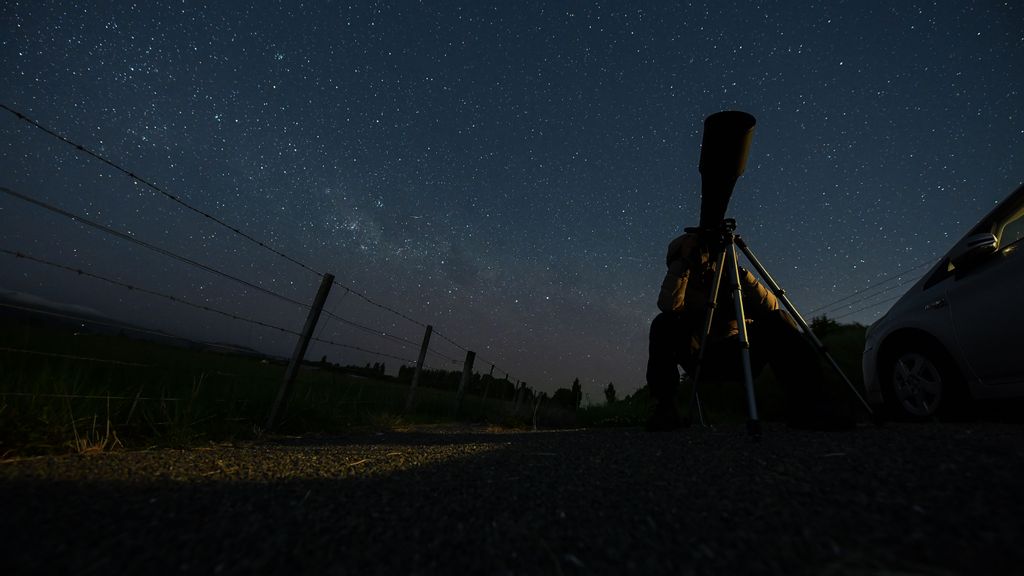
[665,232,699,267]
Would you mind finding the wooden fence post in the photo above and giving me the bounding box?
[479,363,496,415]
[404,324,432,413]
[453,350,476,417]
[266,273,334,431]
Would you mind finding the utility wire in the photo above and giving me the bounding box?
[0,185,309,309]
[832,293,905,321]
[821,275,920,316]
[809,258,933,315]
[1,103,322,277]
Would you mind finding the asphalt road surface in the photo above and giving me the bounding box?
[2,421,1022,575]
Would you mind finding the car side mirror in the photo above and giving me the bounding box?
[949,232,999,272]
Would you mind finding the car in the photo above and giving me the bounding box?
[862,184,1024,420]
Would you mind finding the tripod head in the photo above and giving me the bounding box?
[685,218,737,235]
[685,218,738,250]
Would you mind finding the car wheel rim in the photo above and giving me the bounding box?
[892,352,943,417]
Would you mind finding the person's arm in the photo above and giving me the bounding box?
[657,233,698,313]
[739,267,779,316]
[657,260,691,313]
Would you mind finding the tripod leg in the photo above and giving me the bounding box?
[726,244,761,437]
[734,236,877,420]
[687,248,729,428]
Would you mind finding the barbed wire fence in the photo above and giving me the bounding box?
[0,104,526,431]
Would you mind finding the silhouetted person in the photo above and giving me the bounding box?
[646,229,844,431]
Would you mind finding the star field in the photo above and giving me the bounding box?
[1,1,1021,398]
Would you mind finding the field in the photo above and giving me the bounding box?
[0,312,581,457]
[0,311,869,457]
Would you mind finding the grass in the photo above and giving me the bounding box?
[68,397,123,454]
[0,315,870,456]
[0,316,559,457]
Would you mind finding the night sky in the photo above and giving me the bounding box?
[2,2,1021,400]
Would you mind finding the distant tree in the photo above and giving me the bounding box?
[571,377,582,409]
[810,315,840,339]
[604,382,617,404]
[552,387,579,411]
[520,382,533,403]
[398,365,413,381]
[320,355,328,365]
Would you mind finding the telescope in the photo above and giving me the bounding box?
[680,110,878,436]
[697,111,757,228]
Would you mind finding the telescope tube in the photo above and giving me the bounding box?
[698,111,756,227]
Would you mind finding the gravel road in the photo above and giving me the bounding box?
[2,421,1022,575]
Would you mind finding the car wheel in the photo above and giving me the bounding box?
[881,344,965,421]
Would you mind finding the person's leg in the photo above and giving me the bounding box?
[645,312,698,430]
[647,313,682,402]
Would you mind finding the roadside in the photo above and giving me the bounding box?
[3,420,1022,575]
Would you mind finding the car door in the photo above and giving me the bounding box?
[945,205,1024,387]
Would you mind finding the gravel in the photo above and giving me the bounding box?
[2,421,1022,575]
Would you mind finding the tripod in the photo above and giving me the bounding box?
[684,218,876,437]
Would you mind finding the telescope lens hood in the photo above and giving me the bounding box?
[698,111,756,227]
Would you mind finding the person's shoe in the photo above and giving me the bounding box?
[646,401,682,432]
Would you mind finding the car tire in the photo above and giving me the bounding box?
[880,343,967,421]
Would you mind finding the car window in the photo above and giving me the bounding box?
[932,190,1023,283]
[998,208,1024,249]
